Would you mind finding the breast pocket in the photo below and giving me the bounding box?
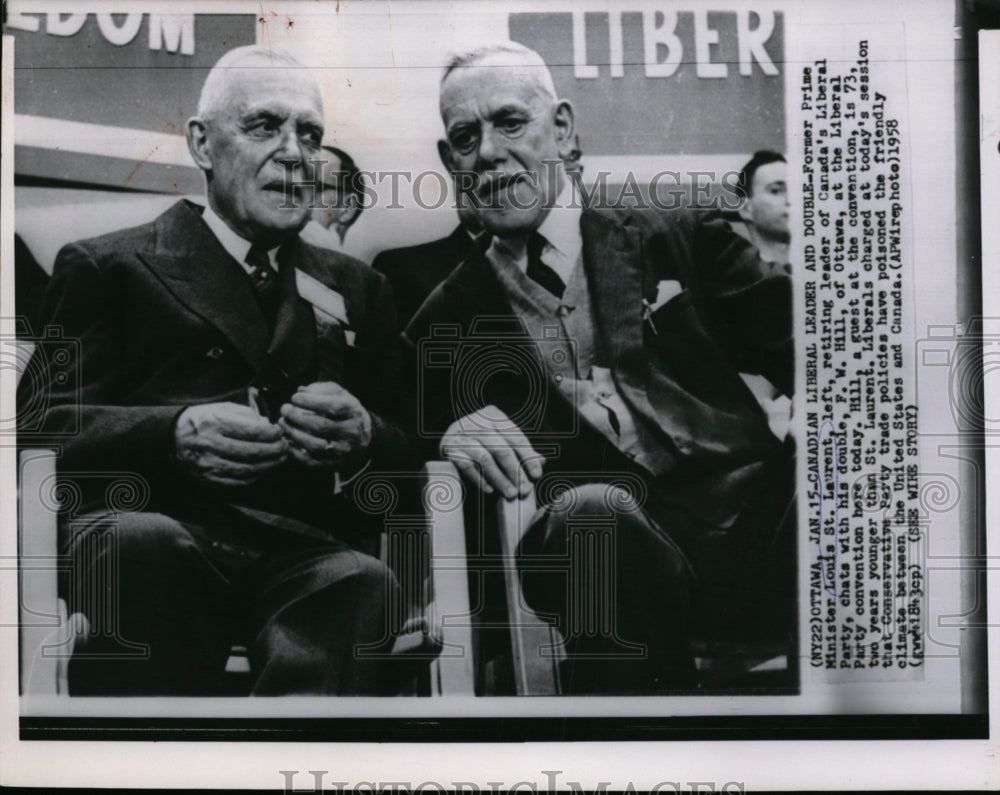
[647,289,730,378]
[647,288,760,411]
[648,288,700,339]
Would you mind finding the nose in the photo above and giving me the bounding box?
[274,124,307,166]
[476,125,506,169]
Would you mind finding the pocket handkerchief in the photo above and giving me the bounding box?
[295,268,349,324]
[295,269,356,346]
[649,279,684,312]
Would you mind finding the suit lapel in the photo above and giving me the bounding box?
[445,223,476,264]
[138,201,270,366]
[581,209,652,390]
[441,241,518,322]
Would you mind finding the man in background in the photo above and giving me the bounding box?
[300,144,367,253]
[372,195,482,327]
[735,149,790,270]
[20,46,410,696]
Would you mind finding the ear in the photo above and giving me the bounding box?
[737,196,753,223]
[186,117,213,172]
[553,100,576,160]
[437,138,456,173]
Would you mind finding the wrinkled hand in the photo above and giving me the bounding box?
[440,405,544,500]
[174,402,288,487]
[278,382,372,469]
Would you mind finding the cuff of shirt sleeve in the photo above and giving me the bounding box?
[167,404,192,465]
[333,458,372,495]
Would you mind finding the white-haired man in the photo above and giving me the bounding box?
[405,43,795,694]
[20,46,411,695]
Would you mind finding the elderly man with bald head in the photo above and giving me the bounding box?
[405,43,796,694]
[20,47,411,695]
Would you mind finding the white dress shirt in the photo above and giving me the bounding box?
[200,203,281,271]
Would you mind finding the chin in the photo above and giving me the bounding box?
[260,209,310,234]
[480,207,543,238]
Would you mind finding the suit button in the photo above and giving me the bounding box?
[206,346,225,359]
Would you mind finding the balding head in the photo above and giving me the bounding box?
[440,42,558,113]
[196,46,318,121]
[186,46,325,243]
[436,42,575,238]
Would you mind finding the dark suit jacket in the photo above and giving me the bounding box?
[372,224,476,327]
[21,200,411,546]
[404,207,793,530]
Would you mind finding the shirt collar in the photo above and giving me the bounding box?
[488,180,583,280]
[200,203,280,271]
[536,180,583,268]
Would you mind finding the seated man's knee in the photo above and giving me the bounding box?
[518,484,624,612]
[305,550,398,601]
[350,552,398,597]
[70,511,199,572]
[544,482,643,519]
[526,483,647,553]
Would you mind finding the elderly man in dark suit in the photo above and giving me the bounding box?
[404,42,795,694]
[20,46,410,696]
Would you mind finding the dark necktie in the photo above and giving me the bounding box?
[245,242,280,326]
[526,232,565,299]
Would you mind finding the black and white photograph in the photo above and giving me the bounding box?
[0,0,995,790]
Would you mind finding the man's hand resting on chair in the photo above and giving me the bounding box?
[439,405,544,501]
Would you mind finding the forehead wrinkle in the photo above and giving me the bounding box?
[216,68,322,120]
[441,68,551,130]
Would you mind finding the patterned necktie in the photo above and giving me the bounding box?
[245,242,280,326]
[526,232,565,299]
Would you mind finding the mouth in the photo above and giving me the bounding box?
[261,180,303,202]
[475,173,531,206]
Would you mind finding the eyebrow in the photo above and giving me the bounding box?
[489,104,529,118]
[448,101,530,128]
[240,108,285,125]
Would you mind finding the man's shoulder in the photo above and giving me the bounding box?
[584,204,707,236]
[59,200,195,263]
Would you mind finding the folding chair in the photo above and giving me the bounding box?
[17,452,472,697]
[421,461,793,695]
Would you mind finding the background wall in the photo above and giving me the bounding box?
[7,1,784,268]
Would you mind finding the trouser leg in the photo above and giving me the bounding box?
[518,483,697,694]
[249,548,399,695]
[64,511,233,696]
